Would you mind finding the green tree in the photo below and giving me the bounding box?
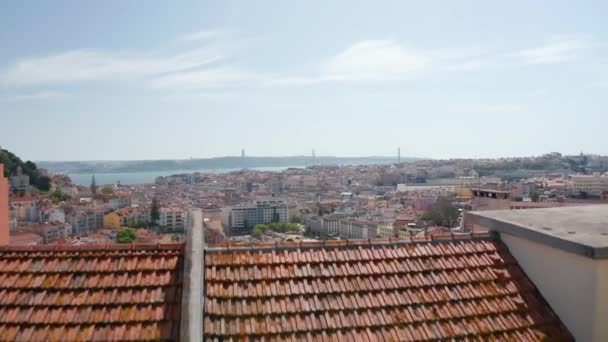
[267,222,300,233]
[530,191,540,202]
[290,215,302,224]
[150,197,160,223]
[36,176,51,191]
[131,221,150,229]
[50,190,70,204]
[117,228,136,243]
[421,202,460,227]
[252,222,300,237]
[90,175,98,195]
[252,224,269,238]
[101,186,114,195]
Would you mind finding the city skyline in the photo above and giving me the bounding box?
[2,0,608,161]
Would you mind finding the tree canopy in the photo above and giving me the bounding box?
[90,175,98,195]
[101,186,114,195]
[150,197,160,223]
[117,228,137,243]
[252,222,300,238]
[530,191,540,202]
[421,202,460,227]
[50,190,70,204]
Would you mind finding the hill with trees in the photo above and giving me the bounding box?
[0,148,51,191]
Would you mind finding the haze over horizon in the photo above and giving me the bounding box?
[32,152,588,164]
[2,0,608,161]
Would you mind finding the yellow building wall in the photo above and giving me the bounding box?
[455,187,473,198]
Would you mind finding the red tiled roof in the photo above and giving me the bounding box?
[0,243,185,341]
[9,232,43,246]
[203,235,571,341]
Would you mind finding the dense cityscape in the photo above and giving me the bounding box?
[2,1,608,340]
[2,148,607,248]
[2,148,607,340]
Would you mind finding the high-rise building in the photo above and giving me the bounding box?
[0,164,9,245]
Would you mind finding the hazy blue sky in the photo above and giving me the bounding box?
[1,1,607,161]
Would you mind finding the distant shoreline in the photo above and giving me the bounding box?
[39,156,414,175]
[67,166,305,185]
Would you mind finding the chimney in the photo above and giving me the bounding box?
[466,205,608,341]
[0,164,9,245]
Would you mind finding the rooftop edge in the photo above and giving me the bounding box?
[465,208,608,259]
[205,232,493,253]
[0,242,186,252]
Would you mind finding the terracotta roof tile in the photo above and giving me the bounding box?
[203,237,572,341]
[0,243,184,341]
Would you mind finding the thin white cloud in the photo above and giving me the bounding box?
[149,68,262,90]
[443,59,491,71]
[1,48,221,86]
[2,33,597,94]
[179,29,235,42]
[486,104,522,113]
[0,90,65,102]
[321,40,431,81]
[272,35,598,86]
[270,40,487,86]
[515,35,591,65]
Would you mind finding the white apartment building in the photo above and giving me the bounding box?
[376,222,396,238]
[65,208,105,235]
[338,219,377,239]
[571,172,608,196]
[23,222,69,244]
[159,207,185,230]
[228,197,288,235]
[306,214,380,239]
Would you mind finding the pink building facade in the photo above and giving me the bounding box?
[0,164,9,245]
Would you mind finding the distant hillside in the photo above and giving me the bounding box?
[0,148,51,191]
[38,156,418,174]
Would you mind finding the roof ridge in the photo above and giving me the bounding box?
[0,242,186,252]
[205,233,493,252]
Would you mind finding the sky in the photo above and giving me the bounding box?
[1,0,608,161]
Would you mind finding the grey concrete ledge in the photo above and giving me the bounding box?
[465,205,608,259]
[180,209,204,342]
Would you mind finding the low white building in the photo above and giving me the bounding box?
[376,222,395,238]
[41,207,65,223]
[571,172,608,196]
